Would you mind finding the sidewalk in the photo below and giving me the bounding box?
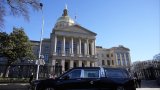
[0,83,30,90]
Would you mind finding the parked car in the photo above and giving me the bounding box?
[31,67,136,90]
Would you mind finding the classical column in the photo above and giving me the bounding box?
[84,42,87,56]
[53,35,57,55]
[62,36,65,56]
[94,62,98,67]
[61,60,65,72]
[93,40,95,56]
[86,61,90,67]
[70,37,74,56]
[50,59,56,73]
[86,39,89,56]
[120,53,123,66]
[70,60,73,69]
[78,60,82,67]
[79,38,82,57]
[91,40,94,56]
[124,53,127,66]
[77,41,79,55]
[91,62,95,67]
[115,53,118,66]
[94,40,96,55]
[128,53,131,66]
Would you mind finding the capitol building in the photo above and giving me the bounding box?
[31,7,131,75]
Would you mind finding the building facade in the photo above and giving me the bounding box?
[96,45,131,70]
[29,7,132,77]
[0,7,132,78]
[31,7,97,74]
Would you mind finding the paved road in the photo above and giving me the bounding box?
[136,80,160,90]
[141,80,160,88]
[0,80,159,90]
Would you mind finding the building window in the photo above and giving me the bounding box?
[121,53,125,66]
[126,53,129,60]
[102,54,104,57]
[74,62,77,67]
[111,53,113,57]
[45,46,49,54]
[107,60,110,66]
[57,40,62,55]
[121,53,124,58]
[81,43,84,55]
[122,60,126,66]
[44,54,49,63]
[126,59,130,66]
[65,41,70,56]
[73,42,77,55]
[118,59,121,65]
[117,53,120,59]
[102,60,105,65]
[112,60,114,65]
[89,43,92,55]
[106,54,109,57]
[82,62,85,67]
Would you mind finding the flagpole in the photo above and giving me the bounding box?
[36,3,44,80]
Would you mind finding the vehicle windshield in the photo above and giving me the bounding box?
[104,68,128,78]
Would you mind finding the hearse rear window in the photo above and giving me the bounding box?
[104,69,128,78]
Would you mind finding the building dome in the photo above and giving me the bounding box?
[54,6,75,29]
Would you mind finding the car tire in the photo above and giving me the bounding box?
[44,87,55,90]
[117,86,125,90]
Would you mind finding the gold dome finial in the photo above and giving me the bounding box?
[62,4,68,16]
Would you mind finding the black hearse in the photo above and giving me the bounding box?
[31,67,136,90]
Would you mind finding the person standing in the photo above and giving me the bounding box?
[137,74,141,88]
[52,74,57,79]
[133,72,138,88]
[134,72,141,88]
[29,73,34,84]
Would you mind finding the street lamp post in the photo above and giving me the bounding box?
[36,3,45,80]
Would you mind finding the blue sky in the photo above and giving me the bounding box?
[4,0,160,62]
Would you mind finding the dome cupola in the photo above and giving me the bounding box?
[54,5,75,29]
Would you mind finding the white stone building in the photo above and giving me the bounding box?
[96,45,131,69]
[31,7,132,74]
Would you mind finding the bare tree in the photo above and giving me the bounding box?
[0,0,41,29]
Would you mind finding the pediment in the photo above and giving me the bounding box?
[54,24,97,36]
